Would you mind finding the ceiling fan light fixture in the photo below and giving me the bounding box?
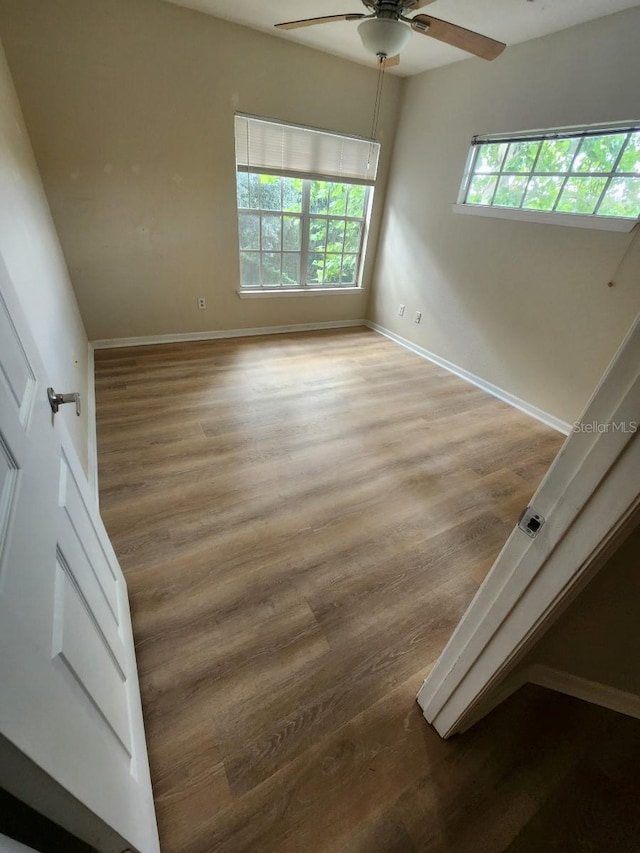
[357,18,412,58]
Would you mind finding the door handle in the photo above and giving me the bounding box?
[47,387,81,416]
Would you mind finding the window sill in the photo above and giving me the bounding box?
[237,287,364,299]
[452,203,638,233]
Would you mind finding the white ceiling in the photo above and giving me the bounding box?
[160,0,640,76]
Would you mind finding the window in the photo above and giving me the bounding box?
[456,122,640,231]
[234,115,379,291]
[236,175,369,288]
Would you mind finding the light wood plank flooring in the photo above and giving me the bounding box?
[95,328,640,852]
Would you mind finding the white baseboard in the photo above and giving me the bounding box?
[91,319,366,350]
[86,342,99,508]
[529,664,640,720]
[456,662,640,730]
[364,320,571,435]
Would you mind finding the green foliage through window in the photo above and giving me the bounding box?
[462,126,640,219]
[236,172,370,288]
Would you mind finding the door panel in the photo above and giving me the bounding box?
[0,289,36,423]
[52,560,132,756]
[60,455,120,618]
[0,254,158,852]
[0,433,19,557]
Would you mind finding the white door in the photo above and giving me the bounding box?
[0,254,159,852]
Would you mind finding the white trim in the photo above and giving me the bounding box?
[86,342,99,508]
[421,438,640,737]
[474,119,640,144]
[91,319,366,350]
[452,203,637,232]
[416,313,640,738]
[237,287,364,299]
[528,664,640,721]
[364,320,571,434]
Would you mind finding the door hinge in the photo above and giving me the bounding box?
[518,506,545,538]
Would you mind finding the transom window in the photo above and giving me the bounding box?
[234,115,378,291]
[457,122,640,228]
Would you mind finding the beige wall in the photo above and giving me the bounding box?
[369,8,640,426]
[521,525,640,696]
[0,0,403,342]
[0,37,89,469]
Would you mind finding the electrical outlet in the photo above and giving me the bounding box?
[398,303,405,317]
[415,311,422,324]
[197,297,206,309]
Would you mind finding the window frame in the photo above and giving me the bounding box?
[236,171,373,293]
[454,121,640,232]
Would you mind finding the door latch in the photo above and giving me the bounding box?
[518,506,545,538]
[47,387,81,416]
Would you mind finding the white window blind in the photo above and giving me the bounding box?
[234,114,380,186]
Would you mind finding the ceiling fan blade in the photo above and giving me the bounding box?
[381,54,400,68]
[275,14,365,30]
[410,0,439,9]
[411,14,506,60]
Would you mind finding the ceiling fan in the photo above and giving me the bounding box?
[275,0,506,66]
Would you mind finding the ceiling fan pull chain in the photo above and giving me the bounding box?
[369,57,385,147]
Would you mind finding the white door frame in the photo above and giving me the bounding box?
[418,313,640,738]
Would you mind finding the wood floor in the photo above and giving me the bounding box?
[95,328,640,852]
